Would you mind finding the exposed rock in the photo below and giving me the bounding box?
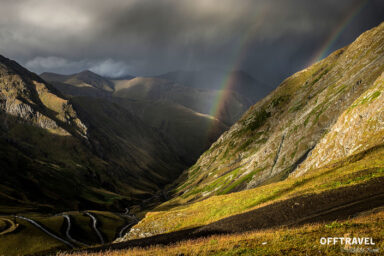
[0,55,88,137]
[170,21,384,202]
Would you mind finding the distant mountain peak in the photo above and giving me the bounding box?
[77,69,100,77]
[41,70,115,92]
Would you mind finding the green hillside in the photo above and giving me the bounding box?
[113,22,384,250]
[166,21,384,203]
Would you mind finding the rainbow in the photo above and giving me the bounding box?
[308,0,368,65]
[209,6,269,121]
[209,0,367,129]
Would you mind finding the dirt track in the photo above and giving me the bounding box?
[0,218,18,236]
[80,176,384,252]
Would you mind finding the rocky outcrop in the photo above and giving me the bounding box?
[0,55,88,137]
[171,22,384,202]
[294,71,384,176]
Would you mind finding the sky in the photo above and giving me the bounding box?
[0,0,383,87]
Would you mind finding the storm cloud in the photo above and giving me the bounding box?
[0,0,383,85]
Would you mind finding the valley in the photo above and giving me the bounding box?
[0,47,265,255]
[0,11,383,256]
[66,21,384,256]
[0,210,137,255]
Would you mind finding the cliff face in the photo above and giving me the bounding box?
[0,56,186,212]
[170,22,384,202]
[0,55,87,138]
[293,69,384,176]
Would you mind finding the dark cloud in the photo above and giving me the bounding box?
[0,0,383,84]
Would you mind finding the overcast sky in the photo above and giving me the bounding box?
[0,0,383,86]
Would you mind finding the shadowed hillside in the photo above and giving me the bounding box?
[0,55,186,213]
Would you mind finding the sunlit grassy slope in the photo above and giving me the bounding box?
[60,209,384,256]
[117,23,384,241]
[170,21,384,203]
[121,145,384,239]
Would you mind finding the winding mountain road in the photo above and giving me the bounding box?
[118,207,139,238]
[118,218,138,238]
[15,215,75,248]
[85,212,105,244]
[62,214,89,247]
[0,218,18,235]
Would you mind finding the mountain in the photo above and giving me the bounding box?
[107,74,135,80]
[112,76,250,125]
[0,55,186,213]
[165,21,384,202]
[2,20,384,256]
[158,69,271,102]
[42,70,255,126]
[112,22,384,247]
[114,99,228,162]
[42,72,247,161]
[40,71,114,98]
[41,70,114,91]
[0,56,87,138]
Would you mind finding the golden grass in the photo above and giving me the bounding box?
[128,146,384,238]
[0,218,18,235]
[58,209,384,256]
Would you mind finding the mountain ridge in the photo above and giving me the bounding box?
[155,21,384,205]
[112,21,384,246]
[0,56,188,212]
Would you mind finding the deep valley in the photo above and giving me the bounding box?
[0,7,384,256]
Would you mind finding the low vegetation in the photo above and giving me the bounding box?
[0,211,128,255]
[0,218,18,236]
[124,145,384,238]
[58,209,384,256]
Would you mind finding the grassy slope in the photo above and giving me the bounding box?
[88,211,127,241]
[114,99,228,162]
[0,218,67,256]
[0,211,128,256]
[0,112,135,212]
[169,22,384,203]
[0,56,131,212]
[113,77,249,125]
[41,70,114,91]
[122,145,384,239]
[71,97,186,190]
[0,56,190,212]
[117,22,384,241]
[59,209,384,256]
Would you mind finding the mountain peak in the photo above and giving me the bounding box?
[41,70,114,92]
[0,56,88,138]
[78,69,98,76]
[170,20,384,202]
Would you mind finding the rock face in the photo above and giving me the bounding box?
[293,70,384,176]
[170,22,384,202]
[0,55,88,137]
